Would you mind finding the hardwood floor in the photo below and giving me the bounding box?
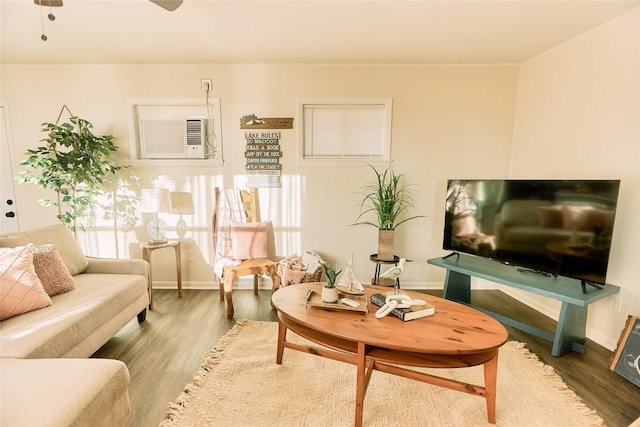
[92,288,640,427]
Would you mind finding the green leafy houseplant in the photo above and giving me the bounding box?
[353,164,423,231]
[321,262,342,303]
[17,110,126,236]
[353,164,424,261]
[321,263,342,288]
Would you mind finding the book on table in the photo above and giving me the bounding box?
[370,293,435,321]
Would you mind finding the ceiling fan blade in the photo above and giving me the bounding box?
[149,0,183,12]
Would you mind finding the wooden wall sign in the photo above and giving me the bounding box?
[610,315,640,388]
[240,115,293,129]
[244,131,282,188]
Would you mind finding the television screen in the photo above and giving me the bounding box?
[443,179,620,285]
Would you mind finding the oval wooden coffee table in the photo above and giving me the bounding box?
[271,283,508,426]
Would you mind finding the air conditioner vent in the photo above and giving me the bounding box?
[186,119,204,146]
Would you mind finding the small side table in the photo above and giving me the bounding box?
[140,240,182,310]
[370,254,401,288]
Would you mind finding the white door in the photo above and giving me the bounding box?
[0,105,20,233]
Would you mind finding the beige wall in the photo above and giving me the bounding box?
[0,63,518,289]
[510,9,640,348]
[2,10,637,350]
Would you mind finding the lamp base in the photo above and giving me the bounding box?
[146,217,168,245]
[176,218,187,238]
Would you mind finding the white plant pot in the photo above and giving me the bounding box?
[321,285,339,303]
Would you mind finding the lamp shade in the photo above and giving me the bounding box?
[139,188,171,214]
[169,192,195,215]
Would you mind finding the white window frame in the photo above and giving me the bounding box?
[297,98,392,166]
[127,99,223,167]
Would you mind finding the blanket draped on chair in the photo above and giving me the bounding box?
[212,189,249,278]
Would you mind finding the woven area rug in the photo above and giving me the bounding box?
[161,320,605,427]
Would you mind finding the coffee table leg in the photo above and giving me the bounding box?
[355,342,366,427]
[276,321,287,364]
[484,350,499,424]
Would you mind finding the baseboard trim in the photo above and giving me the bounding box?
[152,280,450,291]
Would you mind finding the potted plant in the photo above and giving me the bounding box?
[17,108,126,237]
[321,263,342,303]
[353,164,424,260]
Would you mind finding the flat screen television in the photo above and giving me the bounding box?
[443,179,620,286]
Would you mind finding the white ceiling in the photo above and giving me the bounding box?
[1,1,639,65]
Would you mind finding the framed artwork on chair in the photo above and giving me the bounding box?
[610,315,640,388]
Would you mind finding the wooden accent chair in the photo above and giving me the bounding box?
[212,187,280,318]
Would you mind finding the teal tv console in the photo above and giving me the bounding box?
[427,255,620,357]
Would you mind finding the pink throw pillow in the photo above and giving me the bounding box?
[230,221,268,260]
[1,244,52,320]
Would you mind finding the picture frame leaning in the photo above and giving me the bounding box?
[610,315,640,388]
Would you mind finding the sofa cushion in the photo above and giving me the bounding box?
[0,273,147,359]
[0,358,130,427]
[499,200,551,226]
[32,244,76,296]
[538,205,563,228]
[0,245,52,320]
[0,224,89,276]
[562,205,615,232]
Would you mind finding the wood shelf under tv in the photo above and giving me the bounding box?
[427,254,620,357]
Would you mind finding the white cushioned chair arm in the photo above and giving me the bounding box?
[84,257,150,280]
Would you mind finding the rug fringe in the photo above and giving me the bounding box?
[508,341,607,427]
[159,319,250,426]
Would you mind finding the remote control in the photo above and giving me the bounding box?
[340,298,360,308]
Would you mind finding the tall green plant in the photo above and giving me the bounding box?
[17,113,125,234]
[353,164,423,230]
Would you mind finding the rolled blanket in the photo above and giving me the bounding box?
[277,256,307,287]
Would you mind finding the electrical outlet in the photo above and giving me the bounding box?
[609,295,623,313]
[187,250,195,262]
[201,79,212,91]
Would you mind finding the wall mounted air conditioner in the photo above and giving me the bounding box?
[139,118,206,159]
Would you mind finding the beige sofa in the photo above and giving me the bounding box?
[493,199,601,256]
[0,224,150,426]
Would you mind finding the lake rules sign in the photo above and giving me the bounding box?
[244,131,282,188]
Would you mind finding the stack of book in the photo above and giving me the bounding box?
[370,293,435,321]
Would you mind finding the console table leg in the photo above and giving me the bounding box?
[552,302,587,356]
[443,270,471,303]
